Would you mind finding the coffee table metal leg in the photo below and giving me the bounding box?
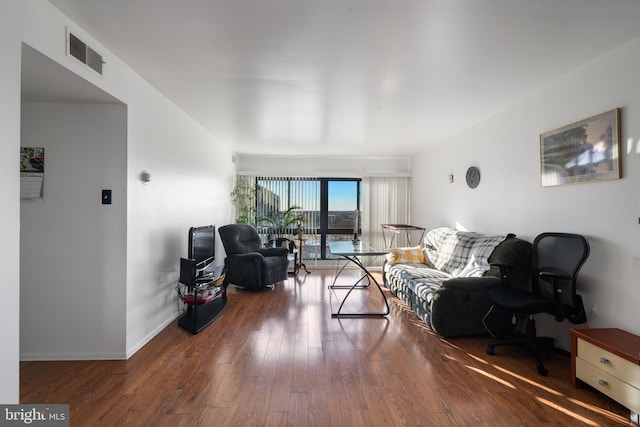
[330,254,389,317]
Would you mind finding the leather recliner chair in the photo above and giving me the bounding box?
[218,224,289,289]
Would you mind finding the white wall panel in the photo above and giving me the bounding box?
[0,0,23,404]
[20,103,127,359]
[411,37,640,349]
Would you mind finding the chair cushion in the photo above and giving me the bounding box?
[488,287,554,314]
[386,264,452,303]
[385,246,425,265]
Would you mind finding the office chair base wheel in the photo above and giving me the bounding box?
[536,363,548,376]
[487,341,549,376]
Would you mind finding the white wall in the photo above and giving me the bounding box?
[238,154,411,177]
[124,78,234,356]
[412,36,640,348]
[0,0,235,401]
[21,102,127,359]
[0,0,22,404]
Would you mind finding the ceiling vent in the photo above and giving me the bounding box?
[68,32,105,75]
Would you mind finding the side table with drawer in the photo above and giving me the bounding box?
[571,328,640,423]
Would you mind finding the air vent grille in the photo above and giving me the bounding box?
[68,32,104,75]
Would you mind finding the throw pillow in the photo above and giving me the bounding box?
[385,246,425,265]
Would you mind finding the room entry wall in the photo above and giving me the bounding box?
[20,101,127,360]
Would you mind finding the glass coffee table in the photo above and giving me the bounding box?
[327,240,390,317]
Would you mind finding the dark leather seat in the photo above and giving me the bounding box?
[218,224,289,289]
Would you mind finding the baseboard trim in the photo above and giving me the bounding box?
[20,313,182,362]
[125,312,182,359]
[20,351,127,361]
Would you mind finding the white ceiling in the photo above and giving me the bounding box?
[44,0,640,157]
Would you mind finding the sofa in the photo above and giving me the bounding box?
[384,227,531,338]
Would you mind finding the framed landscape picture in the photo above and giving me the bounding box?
[540,108,620,187]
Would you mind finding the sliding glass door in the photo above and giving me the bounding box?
[323,179,361,259]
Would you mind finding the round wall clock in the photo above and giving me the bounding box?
[466,166,481,189]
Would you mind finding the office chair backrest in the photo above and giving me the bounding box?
[532,232,590,323]
[275,237,296,252]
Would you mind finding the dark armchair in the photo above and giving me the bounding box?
[218,224,289,290]
[486,232,590,376]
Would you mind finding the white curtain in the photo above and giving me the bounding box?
[362,177,411,257]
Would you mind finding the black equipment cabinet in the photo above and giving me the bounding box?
[177,258,227,334]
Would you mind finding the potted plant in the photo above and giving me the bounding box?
[230,177,257,226]
[259,206,305,245]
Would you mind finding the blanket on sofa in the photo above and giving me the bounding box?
[423,227,507,277]
[387,227,507,296]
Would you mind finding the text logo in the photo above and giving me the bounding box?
[0,405,68,426]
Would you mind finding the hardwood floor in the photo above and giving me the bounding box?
[21,270,631,426]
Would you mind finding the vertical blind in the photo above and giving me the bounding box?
[239,175,410,239]
[240,175,320,234]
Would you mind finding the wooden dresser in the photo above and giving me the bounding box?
[571,328,640,415]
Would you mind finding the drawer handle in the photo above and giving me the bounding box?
[598,379,608,387]
[599,357,609,365]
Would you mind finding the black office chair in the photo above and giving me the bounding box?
[275,237,298,275]
[219,224,289,290]
[486,232,590,376]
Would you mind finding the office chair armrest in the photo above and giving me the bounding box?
[489,262,513,268]
[538,267,570,321]
[538,267,571,280]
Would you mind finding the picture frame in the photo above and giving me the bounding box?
[540,108,620,187]
[20,147,45,201]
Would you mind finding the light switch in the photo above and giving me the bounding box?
[102,189,112,205]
